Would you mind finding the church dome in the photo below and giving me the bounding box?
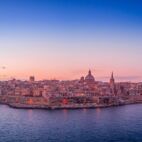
[85,70,95,83]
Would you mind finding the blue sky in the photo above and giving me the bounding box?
[0,0,142,81]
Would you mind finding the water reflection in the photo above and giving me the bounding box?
[62,109,68,119]
[28,109,33,121]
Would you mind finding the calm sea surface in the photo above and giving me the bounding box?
[0,104,142,142]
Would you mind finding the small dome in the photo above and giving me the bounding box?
[79,76,85,83]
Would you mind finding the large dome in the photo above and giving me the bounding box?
[85,70,95,83]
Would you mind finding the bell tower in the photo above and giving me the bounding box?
[110,72,116,95]
[110,72,115,85]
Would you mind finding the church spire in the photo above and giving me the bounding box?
[110,72,116,95]
[111,72,114,80]
[110,72,115,84]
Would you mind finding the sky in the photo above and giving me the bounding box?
[0,0,142,81]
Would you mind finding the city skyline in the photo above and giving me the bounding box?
[0,0,142,81]
[0,69,142,82]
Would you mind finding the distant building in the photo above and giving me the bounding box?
[29,76,35,82]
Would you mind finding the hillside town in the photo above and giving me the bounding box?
[0,70,142,109]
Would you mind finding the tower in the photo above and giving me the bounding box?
[110,72,115,86]
[110,72,116,95]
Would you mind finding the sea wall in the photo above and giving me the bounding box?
[0,95,142,109]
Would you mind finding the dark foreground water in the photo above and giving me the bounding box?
[0,104,142,142]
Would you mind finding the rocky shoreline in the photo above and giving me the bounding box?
[0,102,122,110]
[4,101,142,110]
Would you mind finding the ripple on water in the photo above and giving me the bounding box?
[0,104,142,142]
